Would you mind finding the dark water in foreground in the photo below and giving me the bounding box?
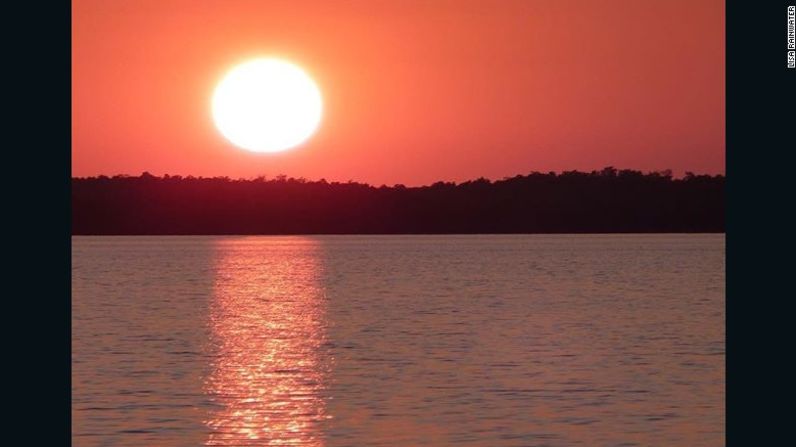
[72,235,724,446]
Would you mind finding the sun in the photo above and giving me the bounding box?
[212,58,323,153]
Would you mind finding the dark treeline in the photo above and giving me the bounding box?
[72,168,724,234]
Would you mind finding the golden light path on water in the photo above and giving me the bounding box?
[204,238,330,446]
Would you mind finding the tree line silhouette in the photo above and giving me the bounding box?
[72,168,724,234]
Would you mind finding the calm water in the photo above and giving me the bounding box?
[72,235,724,446]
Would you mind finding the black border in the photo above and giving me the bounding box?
[8,1,71,445]
[727,1,795,445]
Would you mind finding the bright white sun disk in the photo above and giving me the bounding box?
[212,58,323,153]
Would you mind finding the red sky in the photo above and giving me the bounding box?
[73,0,724,186]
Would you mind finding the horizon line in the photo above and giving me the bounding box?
[71,166,726,187]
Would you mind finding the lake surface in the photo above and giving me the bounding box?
[72,235,724,446]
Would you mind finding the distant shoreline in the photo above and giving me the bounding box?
[73,168,724,235]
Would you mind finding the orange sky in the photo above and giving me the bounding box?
[72,0,724,186]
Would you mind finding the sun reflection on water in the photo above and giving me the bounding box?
[205,237,329,446]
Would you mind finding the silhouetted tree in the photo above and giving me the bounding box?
[72,168,724,235]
